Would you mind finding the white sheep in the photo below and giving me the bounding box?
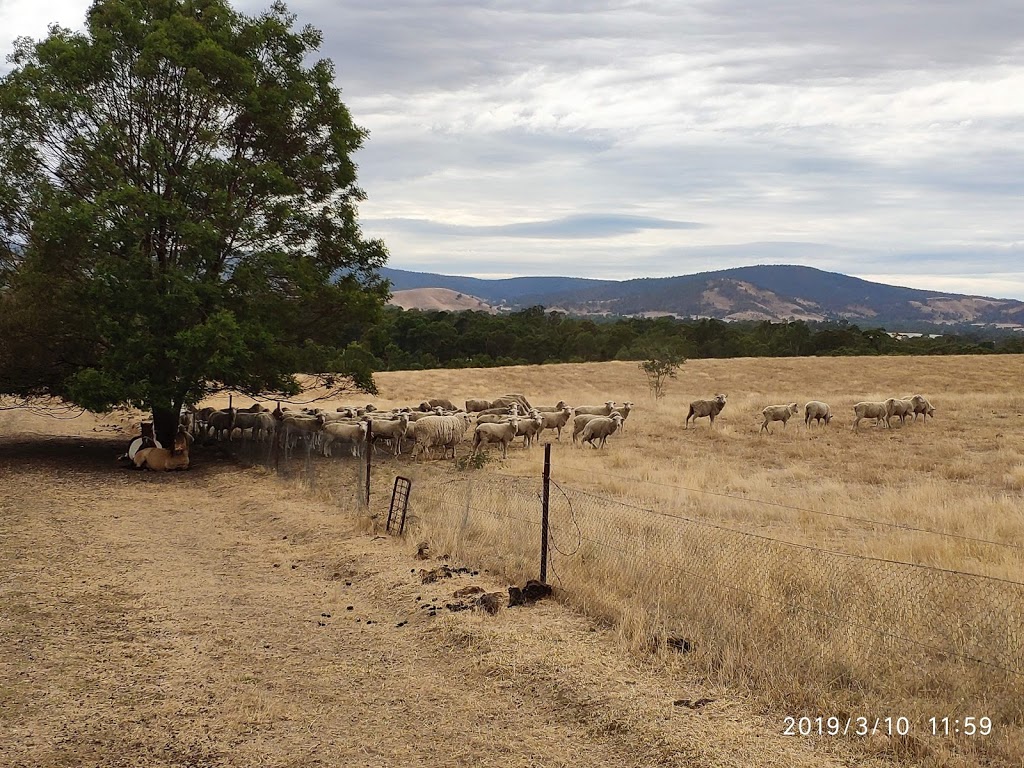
[904,394,936,421]
[410,413,472,460]
[321,421,367,457]
[580,413,624,449]
[535,400,570,413]
[515,412,546,448]
[760,403,799,434]
[685,394,727,428]
[206,407,236,441]
[804,401,832,428]
[368,414,410,456]
[852,401,890,431]
[573,400,616,416]
[885,397,914,426]
[570,413,602,444]
[538,407,573,441]
[610,401,634,431]
[472,418,521,459]
[419,398,456,412]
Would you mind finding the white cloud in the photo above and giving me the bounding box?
[3,0,1024,299]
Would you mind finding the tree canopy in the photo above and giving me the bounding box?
[0,0,389,441]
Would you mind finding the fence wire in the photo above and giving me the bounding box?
[226,433,1024,757]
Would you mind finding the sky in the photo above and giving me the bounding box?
[2,1,1024,299]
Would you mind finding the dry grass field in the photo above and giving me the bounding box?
[252,353,1024,768]
[3,353,1022,767]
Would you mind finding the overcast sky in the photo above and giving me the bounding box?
[3,1,1023,298]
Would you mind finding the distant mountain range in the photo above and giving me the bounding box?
[379,265,1024,328]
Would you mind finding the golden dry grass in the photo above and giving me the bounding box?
[289,354,1024,768]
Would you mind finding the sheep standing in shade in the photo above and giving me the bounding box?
[321,421,367,457]
[685,394,727,428]
[760,403,799,434]
[804,401,832,428]
[580,413,624,449]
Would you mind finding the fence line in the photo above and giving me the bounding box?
[225,434,1024,761]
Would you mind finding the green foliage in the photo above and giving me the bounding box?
[0,0,388,439]
[454,450,492,471]
[638,345,687,400]
[356,307,1024,372]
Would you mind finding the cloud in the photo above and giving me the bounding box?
[364,213,704,239]
[3,1,1023,301]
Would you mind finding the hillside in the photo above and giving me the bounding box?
[379,265,1024,327]
[389,287,497,313]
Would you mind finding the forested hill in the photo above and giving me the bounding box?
[355,306,1024,373]
[379,265,1024,327]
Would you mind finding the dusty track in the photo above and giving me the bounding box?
[1,434,895,767]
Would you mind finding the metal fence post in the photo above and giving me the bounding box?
[541,442,551,582]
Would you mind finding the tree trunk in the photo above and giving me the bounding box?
[152,405,180,447]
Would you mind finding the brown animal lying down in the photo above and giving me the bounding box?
[134,426,192,471]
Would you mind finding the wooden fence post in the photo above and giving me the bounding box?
[364,421,372,507]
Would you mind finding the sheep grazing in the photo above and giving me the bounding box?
[465,399,492,413]
[410,413,472,460]
[685,394,727,428]
[580,413,624,449]
[904,394,936,421]
[472,418,521,459]
[885,397,914,426]
[852,401,890,431]
[760,403,799,434]
[419,398,456,412]
[570,413,602,444]
[804,401,832,428]
[134,426,191,471]
[538,407,573,441]
[321,421,367,458]
[573,400,616,416]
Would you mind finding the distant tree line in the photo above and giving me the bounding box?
[351,306,1024,371]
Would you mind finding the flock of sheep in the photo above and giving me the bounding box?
[682,392,936,434]
[183,394,636,462]
[754,394,936,433]
[170,389,937,470]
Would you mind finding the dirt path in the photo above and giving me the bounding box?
[1,436,892,768]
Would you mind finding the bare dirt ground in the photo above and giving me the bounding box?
[0,421,909,768]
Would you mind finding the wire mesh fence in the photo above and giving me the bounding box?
[225,432,1024,759]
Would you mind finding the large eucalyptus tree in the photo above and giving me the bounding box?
[0,0,389,443]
